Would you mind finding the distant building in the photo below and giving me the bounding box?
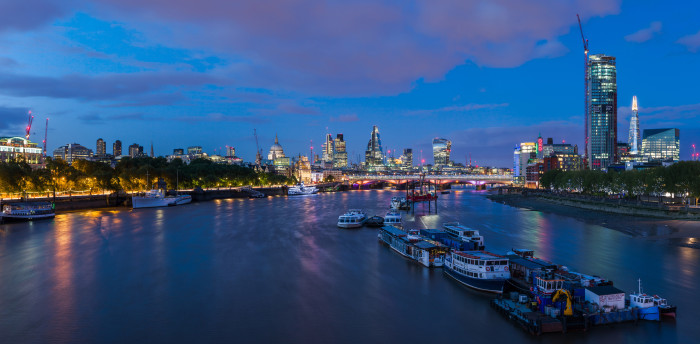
[96,138,106,157]
[333,134,347,168]
[226,146,235,157]
[322,134,334,163]
[0,137,43,165]
[364,125,384,170]
[113,140,122,157]
[128,143,144,158]
[514,142,536,184]
[432,138,451,166]
[586,54,617,170]
[642,128,680,162]
[401,148,413,170]
[173,148,184,155]
[187,146,203,156]
[268,135,286,161]
[53,143,93,163]
[629,96,641,154]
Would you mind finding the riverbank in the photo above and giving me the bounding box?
[487,192,700,249]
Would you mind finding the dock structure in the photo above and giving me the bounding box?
[491,298,564,335]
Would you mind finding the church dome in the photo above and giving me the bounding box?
[268,134,285,160]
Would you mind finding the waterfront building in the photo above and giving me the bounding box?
[642,128,680,162]
[53,143,94,164]
[322,134,334,163]
[333,134,347,168]
[96,138,106,157]
[514,142,536,184]
[629,96,641,154]
[364,125,384,170]
[586,54,617,170]
[128,143,144,158]
[113,140,122,157]
[432,138,451,166]
[173,148,184,155]
[0,136,43,165]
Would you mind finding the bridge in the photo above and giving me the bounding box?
[346,174,513,186]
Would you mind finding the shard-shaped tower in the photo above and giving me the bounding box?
[628,96,640,154]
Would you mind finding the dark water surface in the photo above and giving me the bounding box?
[0,190,697,343]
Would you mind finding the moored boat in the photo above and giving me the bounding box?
[337,209,367,228]
[378,226,446,267]
[444,250,510,293]
[629,279,676,320]
[365,216,384,227]
[443,222,485,250]
[383,210,402,228]
[288,182,318,196]
[1,201,55,221]
[133,189,175,209]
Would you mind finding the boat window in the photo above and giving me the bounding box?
[486,261,494,266]
[480,261,485,266]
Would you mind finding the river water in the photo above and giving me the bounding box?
[0,190,697,343]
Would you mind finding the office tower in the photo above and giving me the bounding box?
[364,125,384,168]
[586,54,617,170]
[432,138,451,166]
[322,133,334,163]
[128,143,144,158]
[173,148,184,155]
[53,143,94,164]
[628,96,641,154]
[402,148,413,170]
[96,138,106,157]
[333,134,347,168]
[642,128,680,162]
[113,140,122,157]
[226,146,235,157]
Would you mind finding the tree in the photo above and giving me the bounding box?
[323,175,336,183]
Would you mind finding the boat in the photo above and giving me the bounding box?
[441,190,450,194]
[288,182,318,196]
[390,197,402,209]
[337,209,367,228]
[170,194,192,205]
[378,226,446,267]
[407,192,437,203]
[365,216,384,227]
[383,210,402,228]
[443,222,485,250]
[133,189,176,209]
[444,250,510,293]
[629,279,676,320]
[1,201,55,222]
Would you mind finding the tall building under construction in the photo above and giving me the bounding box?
[586,54,617,170]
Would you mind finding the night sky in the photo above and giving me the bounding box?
[0,0,698,167]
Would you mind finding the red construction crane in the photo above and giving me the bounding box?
[43,118,49,157]
[577,14,590,165]
[25,110,34,140]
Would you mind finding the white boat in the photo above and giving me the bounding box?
[337,209,367,228]
[132,189,176,209]
[288,182,318,196]
[383,210,402,228]
[1,201,55,221]
[378,226,447,267]
[444,250,510,293]
[630,279,676,320]
[390,196,409,210]
[443,222,485,250]
[169,194,192,205]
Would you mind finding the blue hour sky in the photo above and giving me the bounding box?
[0,0,699,167]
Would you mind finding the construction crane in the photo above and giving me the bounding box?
[577,14,590,164]
[43,118,49,157]
[25,110,34,140]
[253,128,262,166]
[552,289,574,316]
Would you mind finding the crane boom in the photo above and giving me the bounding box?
[25,111,34,140]
[577,14,590,166]
[576,14,588,52]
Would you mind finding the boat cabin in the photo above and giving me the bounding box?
[451,251,510,280]
[443,223,485,249]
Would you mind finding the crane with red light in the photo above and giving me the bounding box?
[577,14,590,165]
[43,118,49,158]
[25,110,34,140]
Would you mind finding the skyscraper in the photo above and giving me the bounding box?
[129,143,144,158]
[364,125,384,169]
[402,148,413,170]
[332,134,347,168]
[113,140,122,157]
[586,54,617,170]
[432,138,451,166]
[322,133,334,163]
[642,128,680,162]
[628,96,641,155]
[96,138,106,157]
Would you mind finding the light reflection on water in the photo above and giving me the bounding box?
[0,191,697,343]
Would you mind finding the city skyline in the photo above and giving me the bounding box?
[0,1,699,167]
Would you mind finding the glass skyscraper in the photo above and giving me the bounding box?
[642,128,679,162]
[586,54,617,170]
[432,138,451,166]
[332,134,347,168]
[364,125,384,169]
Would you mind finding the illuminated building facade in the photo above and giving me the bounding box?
[53,143,94,164]
[129,143,144,158]
[364,125,384,170]
[432,138,451,166]
[642,128,680,162]
[96,138,106,157]
[333,134,347,168]
[322,134,334,163]
[113,140,122,156]
[586,54,617,170]
[0,137,43,165]
[401,148,413,170]
[629,96,641,154]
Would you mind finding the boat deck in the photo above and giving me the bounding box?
[491,298,564,335]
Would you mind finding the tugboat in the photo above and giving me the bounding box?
[630,279,676,320]
[444,250,510,293]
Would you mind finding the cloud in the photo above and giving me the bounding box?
[624,21,662,43]
[0,71,217,101]
[172,113,268,124]
[253,101,320,116]
[406,103,509,116]
[677,30,700,52]
[0,1,69,32]
[82,0,620,96]
[330,114,359,123]
[0,106,30,131]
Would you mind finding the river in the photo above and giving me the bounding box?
[0,189,697,343]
